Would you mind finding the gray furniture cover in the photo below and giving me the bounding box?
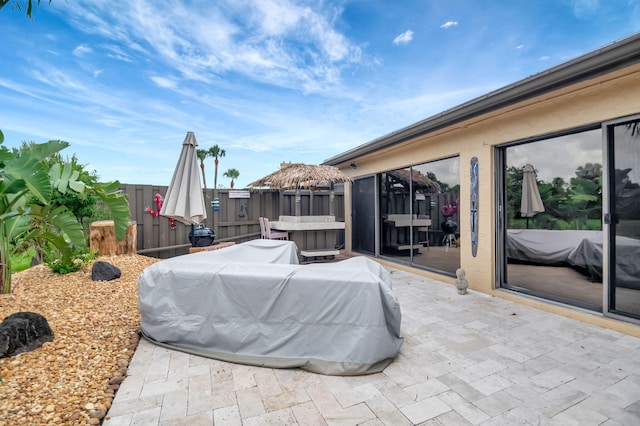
[507,229,640,289]
[139,239,403,375]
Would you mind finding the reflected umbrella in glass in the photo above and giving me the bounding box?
[520,164,545,229]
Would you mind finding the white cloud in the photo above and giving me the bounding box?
[252,0,304,36]
[571,0,600,18]
[31,67,88,93]
[73,44,92,56]
[11,0,637,188]
[393,30,414,45]
[440,21,458,29]
[507,130,602,183]
[516,44,524,49]
[55,1,362,96]
[102,44,134,63]
[538,55,551,61]
[150,76,177,89]
[369,85,493,126]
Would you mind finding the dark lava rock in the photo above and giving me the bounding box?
[0,312,54,358]
[92,261,122,281]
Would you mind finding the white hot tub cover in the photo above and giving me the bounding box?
[138,239,403,375]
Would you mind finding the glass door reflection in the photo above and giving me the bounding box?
[608,119,640,319]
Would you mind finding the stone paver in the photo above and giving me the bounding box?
[104,267,640,425]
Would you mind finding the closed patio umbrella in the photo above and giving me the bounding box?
[520,163,545,228]
[160,132,207,233]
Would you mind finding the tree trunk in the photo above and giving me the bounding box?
[200,162,207,189]
[0,221,10,294]
[214,158,219,190]
[90,220,137,256]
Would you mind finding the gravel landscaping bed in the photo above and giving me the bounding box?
[0,254,159,425]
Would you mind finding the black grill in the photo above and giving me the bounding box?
[441,220,458,234]
[189,226,215,247]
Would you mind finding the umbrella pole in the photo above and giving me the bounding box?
[526,217,529,229]
[191,224,195,247]
[329,186,335,217]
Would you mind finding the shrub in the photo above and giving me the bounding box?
[45,248,96,274]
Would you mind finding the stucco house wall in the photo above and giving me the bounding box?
[325,35,640,336]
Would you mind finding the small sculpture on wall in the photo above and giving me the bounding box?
[470,156,479,257]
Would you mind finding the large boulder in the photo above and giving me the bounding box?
[92,261,121,281]
[0,312,54,358]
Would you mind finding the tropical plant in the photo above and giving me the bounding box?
[566,165,602,229]
[208,145,225,189]
[0,129,130,293]
[425,171,449,193]
[223,168,240,189]
[10,246,36,273]
[18,145,113,262]
[505,163,603,230]
[0,0,50,17]
[15,144,101,226]
[196,148,209,190]
[46,246,96,274]
[575,162,602,181]
[505,166,524,225]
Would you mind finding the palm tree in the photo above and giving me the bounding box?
[223,168,240,189]
[0,0,50,17]
[196,148,209,190]
[208,145,225,189]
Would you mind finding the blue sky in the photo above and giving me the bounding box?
[1,0,639,189]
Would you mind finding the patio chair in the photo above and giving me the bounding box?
[263,217,288,240]
[258,217,268,239]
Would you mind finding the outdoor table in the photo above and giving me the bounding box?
[269,215,345,261]
[383,214,431,253]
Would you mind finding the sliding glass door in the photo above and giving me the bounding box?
[498,118,640,322]
[352,176,376,255]
[378,158,460,275]
[350,158,460,276]
[605,117,640,319]
[498,127,604,311]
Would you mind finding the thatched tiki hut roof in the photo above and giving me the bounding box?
[249,163,352,217]
[387,169,441,193]
[248,163,352,190]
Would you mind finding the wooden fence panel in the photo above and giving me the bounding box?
[119,184,344,258]
[122,184,191,257]
[280,190,344,219]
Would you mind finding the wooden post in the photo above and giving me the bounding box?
[295,188,301,216]
[90,220,137,256]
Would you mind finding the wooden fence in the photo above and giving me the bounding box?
[119,184,344,258]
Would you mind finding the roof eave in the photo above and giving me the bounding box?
[323,32,640,166]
